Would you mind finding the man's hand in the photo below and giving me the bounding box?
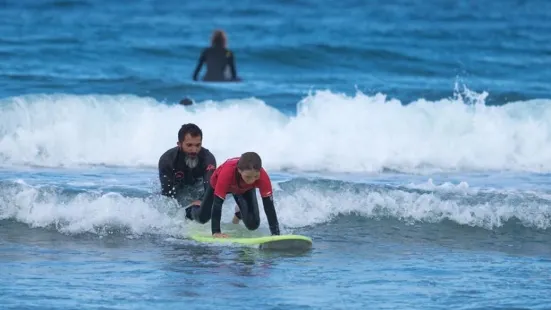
[191,200,201,206]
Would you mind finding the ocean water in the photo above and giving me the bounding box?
[1,0,551,308]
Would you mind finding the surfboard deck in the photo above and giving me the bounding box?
[190,234,313,251]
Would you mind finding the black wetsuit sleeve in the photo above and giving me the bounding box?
[211,196,225,234]
[228,51,237,80]
[199,151,216,200]
[193,49,206,81]
[262,195,280,235]
[158,156,174,198]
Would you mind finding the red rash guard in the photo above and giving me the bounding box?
[210,157,273,199]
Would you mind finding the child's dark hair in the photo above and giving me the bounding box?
[237,152,262,170]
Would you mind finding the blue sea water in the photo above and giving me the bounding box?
[1,0,551,308]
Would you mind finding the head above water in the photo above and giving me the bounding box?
[237,152,262,184]
[211,29,227,48]
[179,98,193,106]
[177,123,203,163]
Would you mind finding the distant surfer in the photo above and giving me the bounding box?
[158,123,217,209]
[179,98,193,106]
[192,29,241,82]
[185,152,281,238]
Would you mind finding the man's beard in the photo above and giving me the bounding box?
[185,155,199,169]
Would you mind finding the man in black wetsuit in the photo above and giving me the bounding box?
[158,123,216,216]
[192,29,240,82]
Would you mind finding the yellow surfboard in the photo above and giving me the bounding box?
[190,234,313,251]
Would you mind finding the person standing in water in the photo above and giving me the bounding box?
[192,29,240,82]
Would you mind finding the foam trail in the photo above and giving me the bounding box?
[276,179,551,230]
[2,90,551,173]
[0,182,184,236]
[1,179,550,237]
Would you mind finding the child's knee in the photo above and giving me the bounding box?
[244,218,260,230]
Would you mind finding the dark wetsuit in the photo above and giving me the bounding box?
[188,157,280,236]
[158,147,216,206]
[192,46,238,82]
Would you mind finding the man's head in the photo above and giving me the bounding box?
[237,152,262,184]
[179,98,193,106]
[177,123,203,168]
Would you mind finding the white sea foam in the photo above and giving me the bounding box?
[1,178,550,237]
[1,89,551,173]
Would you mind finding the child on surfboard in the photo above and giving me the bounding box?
[185,152,281,238]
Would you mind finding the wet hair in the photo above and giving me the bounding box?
[179,98,193,106]
[211,29,227,48]
[178,123,202,142]
[237,152,262,171]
